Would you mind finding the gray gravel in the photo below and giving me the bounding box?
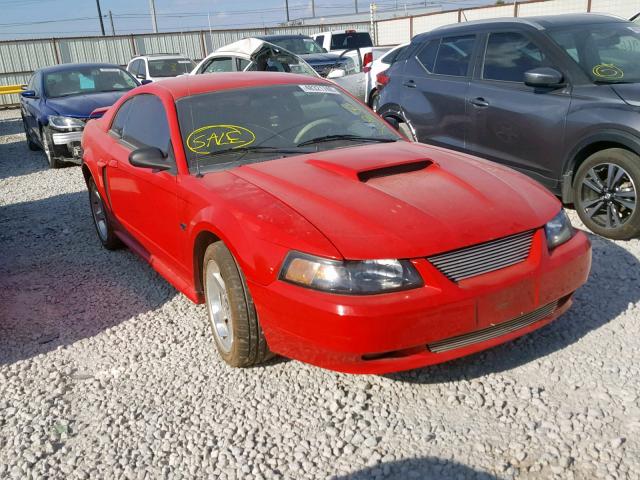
[1,107,639,479]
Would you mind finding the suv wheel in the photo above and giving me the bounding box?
[574,148,640,240]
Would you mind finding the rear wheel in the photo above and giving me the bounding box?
[574,148,640,240]
[203,242,271,367]
[398,121,417,142]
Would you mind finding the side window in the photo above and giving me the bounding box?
[139,60,148,78]
[33,72,42,96]
[202,57,234,74]
[433,35,475,77]
[110,97,134,137]
[121,95,171,155]
[483,32,546,82]
[416,39,440,72]
[127,60,136,74]
[237,58,250,71]
[315,35,325,48]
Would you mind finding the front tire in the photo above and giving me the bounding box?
[574,148,640,240]
[22,115,40,151]
[88,178,122,250]
[203,242,271,367]
[41,126,63,169]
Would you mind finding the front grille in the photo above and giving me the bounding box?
[427,230,535,282]
[427,300,558,353]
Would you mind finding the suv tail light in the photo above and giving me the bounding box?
[376,71,390,90]
[363,52,373,73]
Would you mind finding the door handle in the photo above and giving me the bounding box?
[403,79,416,88]
[470,97,489,108]
[97,160,106,168]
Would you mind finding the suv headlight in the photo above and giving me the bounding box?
[48,115,85,130]
[279,252,423,294]
[545,209,574,249]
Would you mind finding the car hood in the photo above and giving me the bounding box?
[298,52,341,63]
[230,142,560,259]
[611,83,640,107]
[45,91,129,118]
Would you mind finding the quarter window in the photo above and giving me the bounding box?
[483,32,546,82]
[121,94,171,154]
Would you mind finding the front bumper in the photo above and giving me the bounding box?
[51,130,82,145]
[50,129,83,164]
[249,229,591,374]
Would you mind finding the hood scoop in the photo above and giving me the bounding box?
[307,158,433,182]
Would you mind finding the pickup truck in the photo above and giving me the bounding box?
[311,30,375,73]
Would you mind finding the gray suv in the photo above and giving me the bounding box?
[377,14,640,240]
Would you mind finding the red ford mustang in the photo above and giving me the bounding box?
[81,72,591,374]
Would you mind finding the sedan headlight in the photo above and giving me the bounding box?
[48,115,85,130]
[279,252,423,294]
[545,209,574,249]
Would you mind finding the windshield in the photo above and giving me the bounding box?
[44,66,137,98]
[549,23,640,84]
[148,58,195,77]
[330,32,373,50]
[176,84,399,172]
[269,37,325,55]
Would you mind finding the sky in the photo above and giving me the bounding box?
[0,0,492,40]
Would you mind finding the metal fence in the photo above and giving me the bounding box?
[1,0,636,106]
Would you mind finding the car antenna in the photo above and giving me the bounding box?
[186,76,203,178]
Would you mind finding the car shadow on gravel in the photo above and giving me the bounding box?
[331,456,496,479]
[0,136,49,181]
[386,231,640,385]
[0,116,25,137]
[0,191,178,365]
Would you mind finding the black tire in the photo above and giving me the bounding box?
[88,177,122,250]
[22,115,40,151]
[369,90,379,112]
[41,126,63,169]
[203,242,271,367]
[398,121,417,142]
[573,148,640,240]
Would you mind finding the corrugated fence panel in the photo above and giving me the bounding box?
[518,0,588,16]
[135,32,204,60]
[59,37,134,66]
[0,72,31,106]
[0,40,57,74]
[462,5,515,21]
[377,18,411,46]
[412,11,459,36]
[590,0,639,19]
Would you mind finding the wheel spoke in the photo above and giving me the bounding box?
[582,197,603,209]
[584,170,604,194]
[585,200,604,219]
[606,164,617,190]
[609,203,621,227]
[609,166,626,189]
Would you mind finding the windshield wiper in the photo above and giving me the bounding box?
[297,134,398,147]
[198,145,309,159]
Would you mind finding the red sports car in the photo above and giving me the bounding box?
[81,72,591,374]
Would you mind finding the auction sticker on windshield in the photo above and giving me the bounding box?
[186,125,255,154]
[299,85,340,94]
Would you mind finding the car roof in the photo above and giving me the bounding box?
[257,34,311,41]
[132,54,189,60]
[417,13,623,39]
[140,72,328,100]
[37,62,124,74]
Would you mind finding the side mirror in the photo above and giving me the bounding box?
[524,67,564,88]
[136,74,146,80]
[327,68,346,79]
[21,90,37,98]
[129,147,171,171]
[140,79,153,85]
[383,116,400,130]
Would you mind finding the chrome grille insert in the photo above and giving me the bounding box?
[427,230,535,282]
[427,301,558,353]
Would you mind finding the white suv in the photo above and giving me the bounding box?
[126,54,195,83]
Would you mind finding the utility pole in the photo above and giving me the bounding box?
[285,0,290,23]
[148,0,158,33]
[95,0,105,36]
[311,0,315,17]
[370,3,377,45]
[355,0,358,13]
[109,10,115,36]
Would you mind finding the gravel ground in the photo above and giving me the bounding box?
[1,107,639,480]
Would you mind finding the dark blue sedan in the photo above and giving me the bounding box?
[20,63,139,168]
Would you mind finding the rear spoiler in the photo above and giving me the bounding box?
[89,106,111,119]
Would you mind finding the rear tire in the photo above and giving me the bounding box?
[573,148,640,240]
[203,242,271,367]
[398,121,417,142]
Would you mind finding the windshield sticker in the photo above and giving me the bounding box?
[186,125,255,154]
[299,84,340,94]
[99,68,121,72]
[592,64,623,80]
[178,60,192,63]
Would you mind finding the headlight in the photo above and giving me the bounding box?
[48,115,85,130]
[545,209,574,249]
[279,252,423,294]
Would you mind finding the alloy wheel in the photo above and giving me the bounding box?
[579,163,637,229]
[205,260,234,353]
[89,182,109,241]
